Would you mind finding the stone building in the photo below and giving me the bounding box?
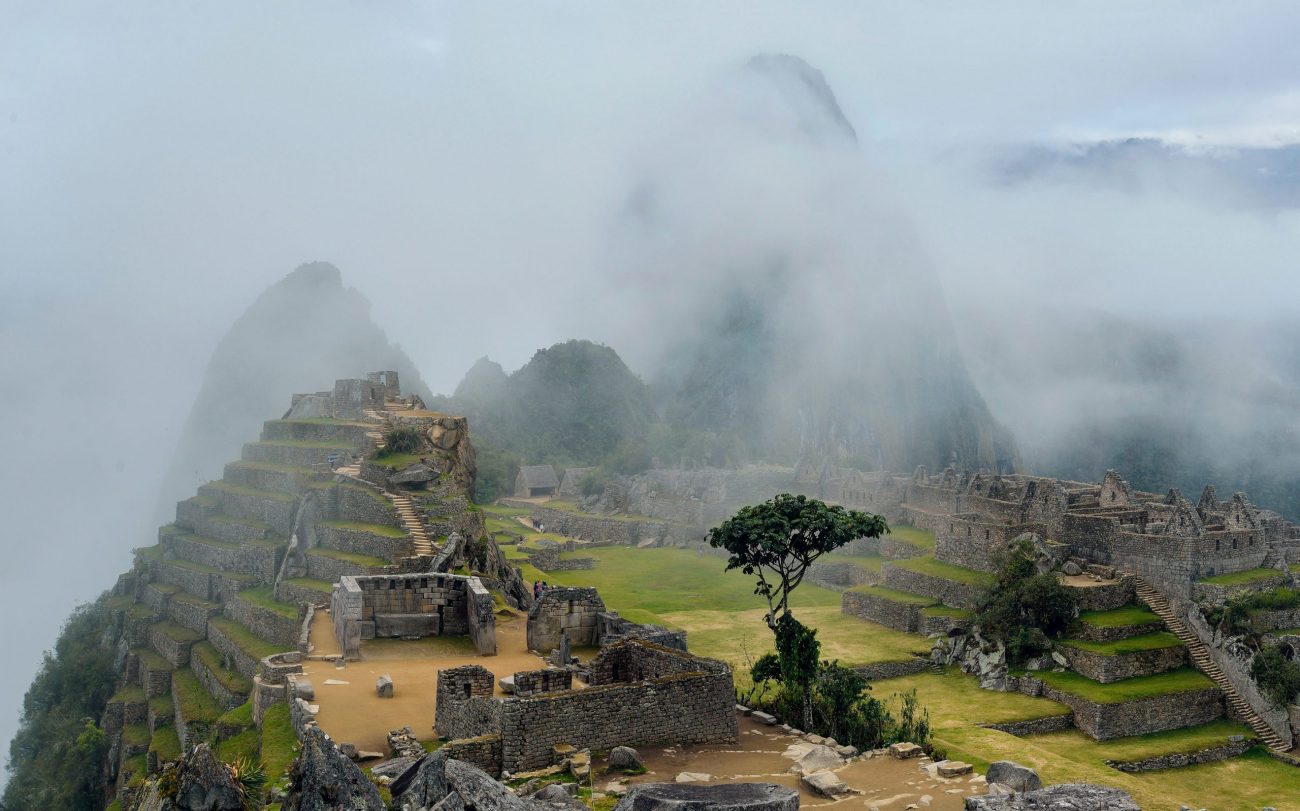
[514,465,560,498]
[330,572,497,660]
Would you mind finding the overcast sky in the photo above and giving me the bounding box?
[3,1,1300,772]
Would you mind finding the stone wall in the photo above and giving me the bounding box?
[1105,738,1254,772]
[852,659,931,680]
[333,482,400,527]
[1193,572,1288,605]
[304,550,378,583]
[1059,644,1187,683]
[882,565,981,610]
[499,642,736,772]
[167,594,223,636]
[879,536,926,560]
[841,590,925,633]
[933,519,1018,573]
[513,668,573,696]
[979,714,1075,736]
[526,587,605,653]
[1015,676,1223,740]
[1076,617,1165,643]
[330,572,496,659]
[442,734,502,777]
[190,648,247,711]
[205,620,262,681]
[317,522,408,561]
[807,561,880,591]
[1070,579,1135,612]
[528,506,695,548]
[435,665,500,741]
[223,593,300,649]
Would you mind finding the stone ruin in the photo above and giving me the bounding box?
[330,572,497,660]
[433,639,737,776]
[525,586,686,657]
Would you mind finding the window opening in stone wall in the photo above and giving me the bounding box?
[1215,539,1220,551]
[463,682,472,699]
[1232,539,1237,549]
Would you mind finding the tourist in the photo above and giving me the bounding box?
[533,580,540,600]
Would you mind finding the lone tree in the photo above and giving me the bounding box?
[708,493,888,630]
[708,493,887,727]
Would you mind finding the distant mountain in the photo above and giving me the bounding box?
[433,339,657,467]
[160,262,431,514]
[609,54,1019,474]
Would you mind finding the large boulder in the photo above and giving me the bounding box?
[445,759,533,810]
[785,743,844,775]
[393,752,449,810]
[984,761,1042,793]
[174,744,244,811]
[286,726,385,811]
[614,783,799,811]
[608,746,645,772]
[965,783,1138,810]
[801,769,851,797]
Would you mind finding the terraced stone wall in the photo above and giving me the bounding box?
[435,664,500,741]
[1017,676,1224,740]
[1071,579,1134,612]
[1060,645,1187,683]
[499,642,736,772]
[808,561,880,591]
[223,594,300,648]
[841,590,924,632]
[1193,573,1288,604]
[879,536,925,560]
[317,522,407,560]
[882,566,981,610]
[1106,738,1253,772]
[529,506,695,547]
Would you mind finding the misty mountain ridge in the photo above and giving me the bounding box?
[160,262,431,516]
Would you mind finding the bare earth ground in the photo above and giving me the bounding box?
[610,717,972,810]
[306,608,548,752]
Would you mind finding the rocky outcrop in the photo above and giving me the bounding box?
[613,783,799,811]
[964,783,1139,810]
[984,761,1041,793]
[931,631,1013,690]
[175,744,245,810]
[394,753,555,811]
[284,726,385,811]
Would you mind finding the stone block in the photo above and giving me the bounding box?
[376,674,394,698]
[888,742,923,759]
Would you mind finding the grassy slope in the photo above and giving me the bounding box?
[1035,667,1214,703]
[1058,632,1183,655]
[889,555,993,586]
[1198,567,1284,586]
[1078,605,1161,628]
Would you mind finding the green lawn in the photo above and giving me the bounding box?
[823,552,883,573]
[1198,567,1285,586]
[151,620,203,645]
[260,702,299,786]
[149,725,182,763]
[206,480,296,503]
[885,525,936,550]
[1035,667,1214,703]
[149,694,174,718]
[321,519,406,538]
[110,684,146,704]
[173,668,223,723]
[369,451,428,469]
[216,728,261,762]
[133,647,174,673]
[307,547,388,568]
[1059,632,1183,656]
[1078,605,1161,628]
[483,504,532,517]
[192,642,253,695]
[889,555,993,587]
[209,617,284,661]
[121,722,151,747]
[845,584,939,605]
[283,577,334,595]
[237,586,300,620]
[218,700,254,730]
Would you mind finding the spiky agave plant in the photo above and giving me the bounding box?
[227,755,267,810]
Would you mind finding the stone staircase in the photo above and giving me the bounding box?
[391,490,436,557]
[1133,576,1289,752]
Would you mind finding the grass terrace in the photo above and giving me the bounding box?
[282,577,334,595]
[483,504,531,517]
[171,591,222,613]
[823,552,884,574]
[149,725,182,763]
[121,722,150,748]
[237,586,300,620]
[192,642,253,695]
[206,480,296,503]
[321,519,406,538]
[540,498,655,523]
[109,683,146,704]
[209,617,283,662]
[218,700,254,730]
[127,603,159,621]
[172,668,223,724]
[268,417,361,426]
[845,584,939,605]
[260,702,299,786]
[369,451,428,469]
[216,728,260,762]
[1035,667,1214,703]
[889,555,993,586]
[1059,632,1183,656]
[1198,567,1285,586]
[228,459,312,475]
[148,694,174,719]
[921,605,973,619]
[1078,605,1161,628]
[254,438,357,449]
[133,647,174,673]
[307,547,388,568]
[885,525,936,550]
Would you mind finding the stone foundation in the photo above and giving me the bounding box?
[1059,643,1187,683]
[841,590,928,633]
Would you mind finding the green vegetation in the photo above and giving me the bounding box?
[149,725,182,764]
[890,555,993,586]
[1035,667,1214,703]
[885,525,936,550]
[152,619,203,644]
[209,617,283,661]
[1207,587,1300,635]
[369,450,427,469]
[133,647,173,673]
[254,438,355,449]
[1199,567,1285,586]
[149,694,174,719]
[1059,632,1183,655]
[237,586,300,620]
[219,700,254,729]
[322,519,406,538]
[1250,644,1300,706]
[824,552,883,573]
[121,722,151,748]
[1078,605,1160,628]
[974,539,1078,664]
[173,668,223,723]
[110,683,146,704]
[193,642,253,695]
[216,728,261,762]
[283,577,334,595]
[375,425,425,457]
[307,547,388,568]
[921,605,972,619]
[260,702,298,787]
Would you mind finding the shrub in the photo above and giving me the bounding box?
[580,467,607,497]
[376,426,425,457]
[974,540,1077,664]
[1250,645,1300,707]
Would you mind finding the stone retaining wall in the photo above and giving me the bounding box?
[841,590,925,633]
[201,485,296,536]
[1070,579,1134,612]
[879,537,925,560]
[190,649,248,711]
[166,535,280,584]
[241,441,353,469]
[305,550,375,583]
[1193,574,1289,605]
[1013,675,1224,740]
[1060,644,1187,683]
[274,580,332,607]
[334,483,399,527]
[1105,738,1254,772]
[499,642,736,772]
[979,714,1075,736]
[317,523,408,561]
[528,506,695,547]
[223,594,300,649]
[882,566,980,610]
[807,561,880,591]
[138,658,173,698]
[148,626,196,668]
[1076,618,1165,643]
[206,621,261,681]
[852,658,931,680]
[920,613,971,635]
[442,734,503,777]
[330,572,496,659]
[1251,608,1300,632]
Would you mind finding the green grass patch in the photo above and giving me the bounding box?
[205,480,296,503]
[149,694,174,718]
[307,547,388,568]
[122,722,151,747]
[1078,605,1161,628]
[1199,567,1285,586]
[127,603,159,620]
[237,586,300,620]
[133,647,174,673]
[216,728,261,762]
[921,605,972,619]
[105,595,135,611]
[1036,667,1215,703]
[192,642,253,695]
[321,519,406,538]
[260,701,299,784]
[149,725,182,763]
[110,684,146,704]
[483,504,531,517]
[208,617,283,661]
[207,512,271,531]
[218,700,254,729]
[134,545,165,562]
[268,417,359,426]
[283,577,334,595]
[338,481,393,503]
[824,552,884,573]
[171,591,221,612]
[1059,632,1183,655]
[162,557,256,581]
[1037,719,1251,763]
[541,499,653,523]
[254,438,356,449]
[368,451,426,469]
[121,754,149,787]
[173,668,223,723]
[890,555,993,587]
[152,620,203,644]
[885,525,936,550]
[845,584,939,605]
